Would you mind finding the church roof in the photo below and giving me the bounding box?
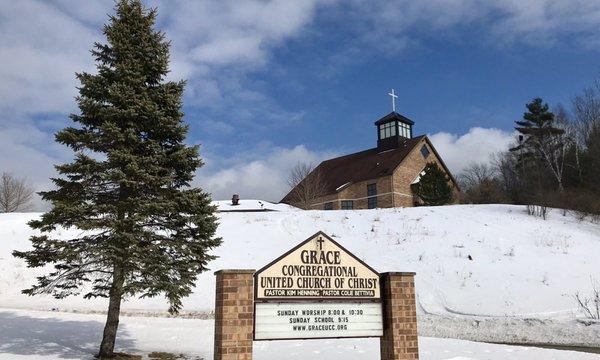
[374,111,415,126]
[281,135,427,203]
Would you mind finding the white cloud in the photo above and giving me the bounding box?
[326,0,600,66]
[5,0,598,119]
[199,127,516,202]
[0,0,330,210]
[1,0,598,209]
[163,0,323,67]
[196,145,335,202]
[0,0,325,143]
[0,119,71,211]
[0,0,325,203]
[0,125,517,210]
[429,127,515,174]
[487,0,600,44]
[0,1,99,115]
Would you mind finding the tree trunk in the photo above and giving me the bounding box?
[557,180,564,192]
[99,264,125,358]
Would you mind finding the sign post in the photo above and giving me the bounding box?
[213,269,255,360]
[213,231,419,360]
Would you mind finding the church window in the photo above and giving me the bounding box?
[420,145,430,158]
[367,183,377,209]
[399,122,412,138]
[367,183,377,196]
[341,200,353,210]
[368,196,377,209]
[379,122,397,139]
[324,202,333,210]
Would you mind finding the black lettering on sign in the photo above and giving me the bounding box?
[300,250,341,264]
[254,232,381,301]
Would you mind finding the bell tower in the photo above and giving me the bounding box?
[375,112,414,152]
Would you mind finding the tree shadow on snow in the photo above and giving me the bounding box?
[0,311,136,358]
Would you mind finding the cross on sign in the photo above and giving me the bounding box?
[388,89,398,112]
[316,237,324,250]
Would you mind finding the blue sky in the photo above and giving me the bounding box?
[1,1,600,207]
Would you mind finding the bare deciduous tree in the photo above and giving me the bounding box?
[572,80,600,148]
[575,277,600,320]
[534,105,573,192]
[491,151,520,201]
[0,172,34,212]
[286,162,327,210]
[458,163,496,190]
[458,162,506,204]
[572,82,600,188]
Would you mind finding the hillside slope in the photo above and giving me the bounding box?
[0,205,600,316]
[1,204,600,345]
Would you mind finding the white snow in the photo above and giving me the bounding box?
[211,199,298,212]
[2,204,600,354]
[335,182,352,191]
[1,308,598,360]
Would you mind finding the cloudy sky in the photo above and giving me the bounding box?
[2,0,600,209]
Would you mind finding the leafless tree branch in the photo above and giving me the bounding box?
[0,172,34,212]
[575,277,600,320]
[286,162,327,210]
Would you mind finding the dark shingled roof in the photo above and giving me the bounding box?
[281,135,427,203]
[374,111,415,126]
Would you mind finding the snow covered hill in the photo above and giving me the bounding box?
[212,199,298,212]
[2,204,600,347]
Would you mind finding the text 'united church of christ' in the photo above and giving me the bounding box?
[255,233,380,299]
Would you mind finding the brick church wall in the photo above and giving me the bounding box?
[307,138,459,210]
[308,192,342,210]
[392,138,459,207]
[309,176,393,210]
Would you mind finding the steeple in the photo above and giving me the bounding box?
[374,111,414,152]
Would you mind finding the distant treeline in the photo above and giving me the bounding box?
[458,79,600,220]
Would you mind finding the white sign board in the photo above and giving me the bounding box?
[253,232,383,341]
[254,232,380,301]
[254,302,383,340]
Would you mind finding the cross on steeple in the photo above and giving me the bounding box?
[388,89,398,112]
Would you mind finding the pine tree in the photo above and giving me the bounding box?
[511,98,567,192]
[12,1,221,357]
[517,98,556,130]
[413,163,454,206]
[512,98,561,157]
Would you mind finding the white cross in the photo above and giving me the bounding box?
[388,89,398,112]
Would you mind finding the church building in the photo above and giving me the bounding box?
[281,93,459,210]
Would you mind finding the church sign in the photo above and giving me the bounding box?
[253,231,383,340]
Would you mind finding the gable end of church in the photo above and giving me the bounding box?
[281,110,459,210]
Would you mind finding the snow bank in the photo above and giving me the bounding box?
[2,204,600,346]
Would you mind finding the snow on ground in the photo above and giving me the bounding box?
[1,308,598,360]
[2,204,600,347]
[211,199,297,212]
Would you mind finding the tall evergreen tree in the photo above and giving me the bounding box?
[512,98,561,157]
[516,98,557,133]
[412,163,454,206]
[12,1,221,357]
[511,98,567,192]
